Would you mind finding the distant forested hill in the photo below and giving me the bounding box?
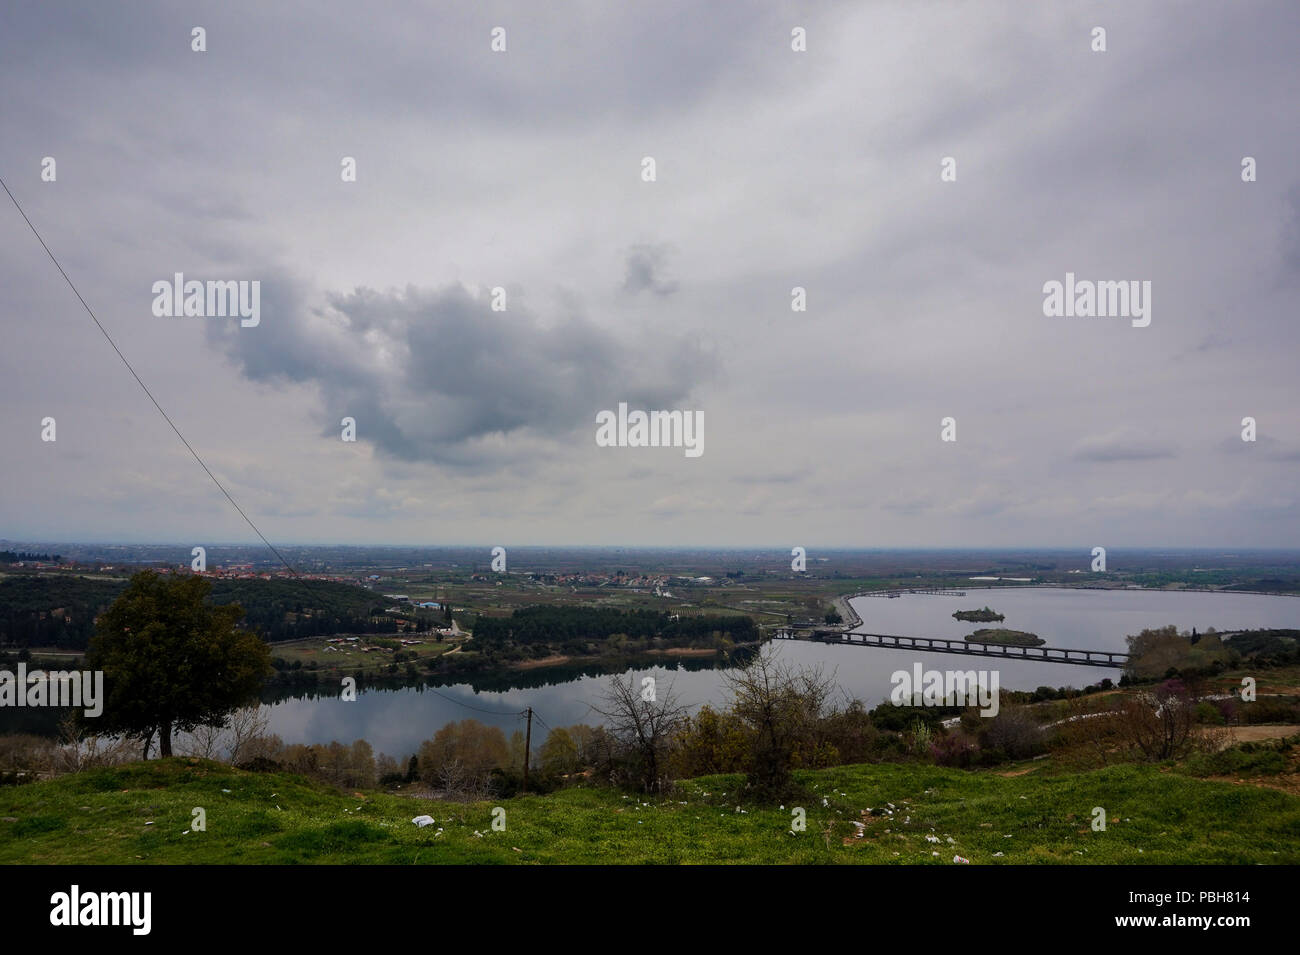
[0,575,122,649]
[470,605,756,650]
[0,574,394,649]
[207,578,398,641]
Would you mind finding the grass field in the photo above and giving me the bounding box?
[2,757,1296,865]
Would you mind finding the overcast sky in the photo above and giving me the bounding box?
[1,1,1298,549]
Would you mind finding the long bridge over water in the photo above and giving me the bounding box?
[857,588,969,597]
[773,627,1129,669]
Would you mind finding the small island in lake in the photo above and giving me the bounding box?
[965,628,1044,647]
[953,606,1005,623]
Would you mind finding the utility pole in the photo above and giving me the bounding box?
[522,707,533,795]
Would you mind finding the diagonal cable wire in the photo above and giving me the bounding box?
[0,175,299,576]
[420,683,528,717]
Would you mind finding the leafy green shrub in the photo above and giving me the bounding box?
[1195,701,1225,725]
[1181,740,1290,777]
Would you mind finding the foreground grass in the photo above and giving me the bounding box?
[1,758,1296,864]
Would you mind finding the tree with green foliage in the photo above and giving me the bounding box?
[539,726,579,775]
[86,571,272,758]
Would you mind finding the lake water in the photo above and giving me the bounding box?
[260,587,1300,757]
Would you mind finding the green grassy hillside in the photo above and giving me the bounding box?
[2,758,1296,864]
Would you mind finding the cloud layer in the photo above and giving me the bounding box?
[1,1,1297,547]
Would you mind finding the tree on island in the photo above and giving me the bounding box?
[86,570,272,758]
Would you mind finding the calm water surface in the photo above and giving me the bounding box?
[261,587,1299,756]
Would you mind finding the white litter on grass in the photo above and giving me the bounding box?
[221,789,231,794]
[993,852,1004,857]
[926,835,940,843]
[412,815,435,828]
[953,855,970,864]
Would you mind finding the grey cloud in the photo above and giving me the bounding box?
[207,278,715,469]
[1219,433,1300,462]
[3,0,1299,547]
[622,244,679,297]
[1072,430,1177,463]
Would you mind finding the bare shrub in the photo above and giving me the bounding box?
[721,647,837,801]
[1114,679,1196,761]
[590,672,688,793]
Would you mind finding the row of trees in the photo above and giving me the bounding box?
[469,605,757,647]
[0,572,402,649]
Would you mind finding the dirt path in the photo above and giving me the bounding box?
[1207,724,1300,744]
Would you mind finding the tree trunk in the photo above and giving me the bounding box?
[159,720,173,757]
[142,728,154,760]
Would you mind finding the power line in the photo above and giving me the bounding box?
[0,175,299,577]
[421,683,527,717]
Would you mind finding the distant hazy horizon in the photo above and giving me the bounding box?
[6,539,1300,558]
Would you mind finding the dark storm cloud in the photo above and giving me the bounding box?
[206,278,714,469]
